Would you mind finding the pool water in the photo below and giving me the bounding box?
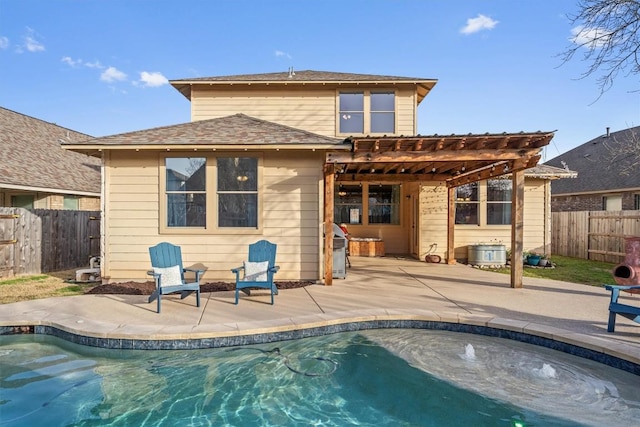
[1,330,638,426]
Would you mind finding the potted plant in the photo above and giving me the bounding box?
[526,252,541,266]
[538,254,550,267]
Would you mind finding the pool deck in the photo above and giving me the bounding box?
[1,256,639,367]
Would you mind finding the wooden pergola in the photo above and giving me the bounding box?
[323,131,555,287]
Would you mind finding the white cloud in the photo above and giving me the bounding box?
[84,60,103,69]
[23,27,45,52]
[138,71,168,87]
[275,50,292,59]
[0,36,9,50]
[61,56,80,67]
[62,56,105,69]
[461,14,498,35]
[100,66,127,83]
[570,25,610,49]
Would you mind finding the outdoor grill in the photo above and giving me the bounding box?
[612,236,640,286]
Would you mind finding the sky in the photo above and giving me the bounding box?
[0,0,638,160]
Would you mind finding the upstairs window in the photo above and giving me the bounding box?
[339,93,364,134]
[338,91,396,135]
[370,92,395,133]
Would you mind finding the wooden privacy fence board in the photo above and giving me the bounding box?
[0,208,100,278]
[552,211,640,263]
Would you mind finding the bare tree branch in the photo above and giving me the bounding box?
[559,0,640,98]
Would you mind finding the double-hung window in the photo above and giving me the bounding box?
[486,179,512,225]
[455,183,479,225]
[338,91,395,135]
[370,92,395,134]
[163,155,259,231]
[217,157,258,227]
[455,180,513,225]
[166,157,207,227]
[339,92,364,134]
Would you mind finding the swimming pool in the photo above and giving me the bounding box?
[1,329,638,426]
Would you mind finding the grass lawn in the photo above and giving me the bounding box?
[0,270,95,304]
[487,255,617,287]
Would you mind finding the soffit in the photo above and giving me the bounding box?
[328,132,555,187]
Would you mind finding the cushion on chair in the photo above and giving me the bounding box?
[153,265,183,287]
[243,261,269,282]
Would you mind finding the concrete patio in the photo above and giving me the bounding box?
[0,256,638,368]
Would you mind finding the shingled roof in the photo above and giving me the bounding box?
[545,126,640,195]
[63,113,346,154]
[170,69,438,103]
[0,107,100,195]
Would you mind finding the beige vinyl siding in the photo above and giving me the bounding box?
[418,184,449,261]
[102,150,323,283]
[190,86,417,138]
[452,178,548,260]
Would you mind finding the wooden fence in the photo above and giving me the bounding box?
[0,208,100,278]
[551,210,640,263]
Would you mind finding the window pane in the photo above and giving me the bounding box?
[487,179,512,201]
[368,184,400,224]
[11,195,34,209]
[339,93,363,111]
[371,92,394,111]
[218,157,258,191]
[487,203,511,225]
[371,112,395,133]
[218,194,257,227]
[456,183,478,201]
[63,196,79,210]
[340,112,364,133]
[335,185,362,224]
[167,193,206,227]
[166,158,206,191]
[455,203,479,225]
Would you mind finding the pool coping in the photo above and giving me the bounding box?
[2,310,638,376]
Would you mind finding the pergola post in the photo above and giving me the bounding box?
[510,169,525,288]
[323,164,335,286]
[446,186,456,264]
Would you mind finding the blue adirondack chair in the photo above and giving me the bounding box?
[604,284,640,332]
[231,240,279,304]
[147,242,203,313]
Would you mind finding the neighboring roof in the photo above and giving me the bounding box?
[0,107,101,196]
[524,164,577,179]
[63,113,347,155]
[170,69,438,104]
[545,126,640,195]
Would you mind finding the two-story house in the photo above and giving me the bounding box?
[64,70,571,286]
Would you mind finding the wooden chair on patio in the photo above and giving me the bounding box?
[147,242,204,313]
[604,284,640,332]
[231,240,280,305]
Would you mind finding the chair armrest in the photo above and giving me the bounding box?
[605,284,640,292]
[270,266,280,273]
[231,266,244,273]
[147,270,160,278]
